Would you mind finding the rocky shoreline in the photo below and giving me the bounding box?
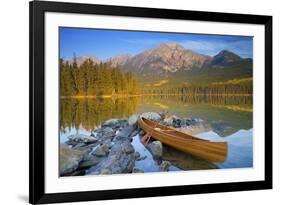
[60,112,208,177]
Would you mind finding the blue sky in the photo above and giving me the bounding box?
[60,27,253,60]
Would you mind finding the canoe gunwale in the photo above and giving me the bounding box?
[138,117,228,162]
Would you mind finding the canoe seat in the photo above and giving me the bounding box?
[154,128,175,132]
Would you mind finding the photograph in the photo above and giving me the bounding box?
[59,27,253,177]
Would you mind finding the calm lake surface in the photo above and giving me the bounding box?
[60,95,253,171]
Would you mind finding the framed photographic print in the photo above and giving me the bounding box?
[29,0,272,204]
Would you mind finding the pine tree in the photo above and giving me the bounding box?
[59,57,139,97]
[86,59,95,96]
[71,54,79,95]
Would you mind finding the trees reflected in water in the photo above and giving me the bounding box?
[60,95,252,134]
[60,97,140,132]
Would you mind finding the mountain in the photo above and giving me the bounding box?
[121,44,252,85]
[203,49,247,68]
[68,56,100,66]
[122,43,211,74]
[63,43,252,85]
[105,55,131,67]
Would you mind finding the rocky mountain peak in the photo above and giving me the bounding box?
[206,50,243,67]
[64,44,250,77]
[216,50,242,61]
[105,55,131,67]
[123,43,211,73]
[158,43,185,51]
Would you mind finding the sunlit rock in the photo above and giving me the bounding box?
[128,114,139,126]
[140,112,161,121]
[59,144,85,176]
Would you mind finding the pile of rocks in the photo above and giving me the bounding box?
[60,112,202,176]
[60,118,146,176]
[159,114,200,128]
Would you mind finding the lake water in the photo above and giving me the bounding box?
[60,95,253,171]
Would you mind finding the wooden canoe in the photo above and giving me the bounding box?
[138,117,228,162]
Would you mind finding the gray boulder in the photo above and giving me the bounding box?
[147,141,163,159]
[87,141,135,175]
[88,153,135,175]
[114,125,135,141]
[69,169,86,176]
[73,142,99,155]
[71,142,86,149]
[140,112,161,121]
[134,151,141,159]
[159,160,171,171]
[103,139,113,148]
[59,144,85,176]
[94,128,102,133]
[122,143,135,154]
[100,169,112,175]
[102,119,128,129]
[91,144,109,157]
[68,134,98,144]
[79,156,103,169]
[132,167,144,173]
[102,127,115,139]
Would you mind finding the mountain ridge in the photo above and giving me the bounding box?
[122,43,212,74]
[63,43,249,72]
[63,43,252,84]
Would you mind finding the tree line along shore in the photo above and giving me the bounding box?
[60,58,253,98]
[60,58,139,97]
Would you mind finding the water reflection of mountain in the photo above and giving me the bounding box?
[197,129,253,168]
[60,95,252,137]
[137,95,252,137]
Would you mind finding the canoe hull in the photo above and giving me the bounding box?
[138,117,228,162]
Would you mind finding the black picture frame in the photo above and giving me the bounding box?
[29,0,272,204]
